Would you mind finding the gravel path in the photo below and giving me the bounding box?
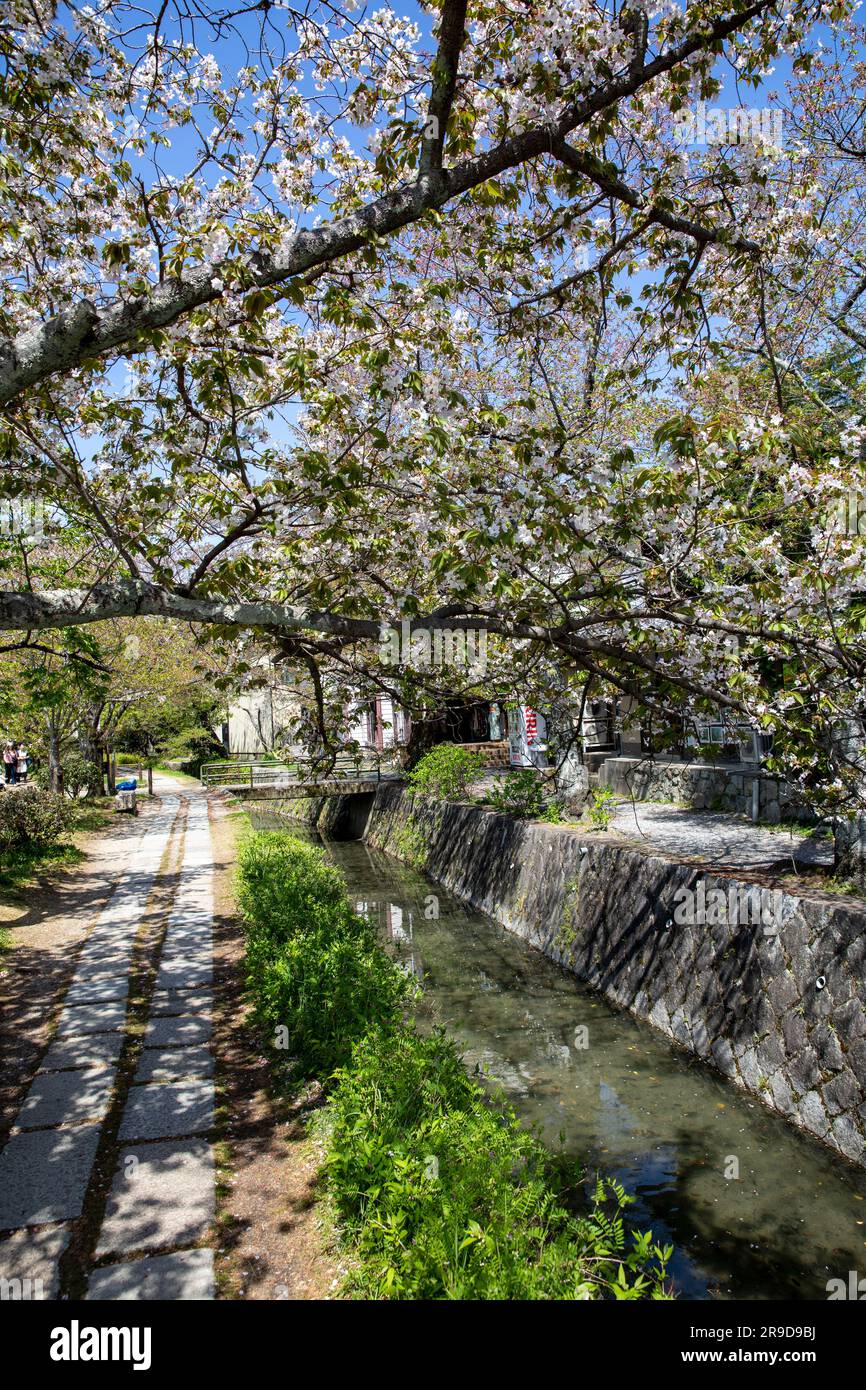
[0,778,218,1301]
[609,800,834,870]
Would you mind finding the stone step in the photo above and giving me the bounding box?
[583,749,616,773]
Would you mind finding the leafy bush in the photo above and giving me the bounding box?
[153,726,224,779]
[247,927,412,1082]
[487,768,547,818]
[238,826,673,1301]
[487,770,564,822]
[237,832,355,942]
[0,786,74,851]
[237,832,414,1081]
[62,753,104,799]
[583,786,616,831]
[325,1025,672,1300]
[407,744,486,800]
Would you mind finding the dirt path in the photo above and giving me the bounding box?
[209,794,338,1300]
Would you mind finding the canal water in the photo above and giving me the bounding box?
[251,813,866,1300]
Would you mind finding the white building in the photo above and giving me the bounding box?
[222,659,411,760]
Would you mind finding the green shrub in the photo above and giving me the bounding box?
[325,1025,673,1300]
[0,786,74,851]
[487,768,547,818]
[160,727,224,778]
[407,744,485,800]
[583,786,616,831]
[237,832,415,1081]
[237,832,355,943]
[62,753,104,800]
[247,928,412,1082]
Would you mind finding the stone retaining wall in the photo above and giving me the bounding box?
[251,786,866,1167]
[599,756,812,823]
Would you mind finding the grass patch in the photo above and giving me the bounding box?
[758,817,827,838]
[0,796,112,900]
[0,840,85,897]
[772,863,866,901]
[68,798,115,834]
[237,829,673,1301]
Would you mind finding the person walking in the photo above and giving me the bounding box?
[3,743,17,785]
[17,744,29,783]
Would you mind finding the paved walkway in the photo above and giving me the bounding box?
[609,800,834,871]
[0,779,218,1300]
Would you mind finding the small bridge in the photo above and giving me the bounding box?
[200,757,399,799]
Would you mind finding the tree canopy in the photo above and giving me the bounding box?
[2,1,866,814]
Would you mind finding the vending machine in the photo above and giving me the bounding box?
[507,705,548,768]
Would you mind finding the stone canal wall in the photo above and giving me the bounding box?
[251,785,866,1167]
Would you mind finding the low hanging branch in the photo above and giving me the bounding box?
[0,575,836,722]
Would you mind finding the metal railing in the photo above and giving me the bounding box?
[200,761,293,788]
[200,750,393,789]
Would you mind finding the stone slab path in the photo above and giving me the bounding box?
[88,1248,215,1300]
[0,782,220,1301]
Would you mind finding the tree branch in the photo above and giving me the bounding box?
[419,0,469,176]
[0,0,776,405]
[552,139,761,256]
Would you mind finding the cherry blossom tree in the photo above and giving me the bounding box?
[3,0,866,836]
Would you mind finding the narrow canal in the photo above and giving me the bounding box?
[252,812,866,1300]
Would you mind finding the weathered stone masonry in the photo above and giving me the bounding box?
[599,755,812,822]
[256,784,866,1168]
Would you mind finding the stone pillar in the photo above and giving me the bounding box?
[555,750,589,812]
[831,719,866,879]
[834,814,866,880]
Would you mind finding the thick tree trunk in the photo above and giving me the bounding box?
[46,718,63,795]
[80,725,105,796]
